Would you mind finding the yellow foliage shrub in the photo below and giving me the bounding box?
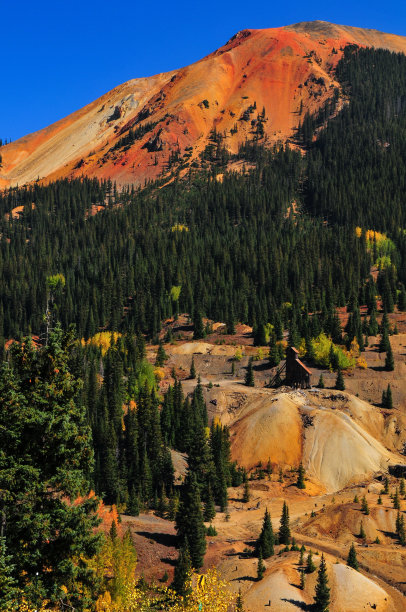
[356,356,368,369]
[94,568,235,611]
[154,367,165,380]
[171,224,189,232]
[83,331,121,355]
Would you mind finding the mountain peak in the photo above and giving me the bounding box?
[1,22,406,189]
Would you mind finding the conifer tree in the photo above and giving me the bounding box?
[379,327,390,353]
[175,473,207,569]
[155,340,168,367]
[393,488,400,510]
[314,554,330,612]
[318,374,325,389]
[0,537,18,610]
[400,478,405,497]
[0,326,101,609]
[300,569,306,590]
[306,551,316,573]
[382,384,393,408]
[203,485,216,522]
[172,539,192,596]
[254,323,267,346]
[358,521,366,540]
[236,588,244,611]
[383,476,389,494]
[127,486,140,516]
[335,368,345,390]
[268,333,280,367]
[397,284,406,311]
[385,341,394,371]
[193,311,205,340]
[347,543,359,570]
[256,508,275,558]
[190,356,196,379]
[242,480,250,503]
[397,513,406,546]
[361,495,369,515]
[368,310,379,336]
[245,357,255,387]
[279,501,291,545]
[257,549,265,581]
[297,462,306,489]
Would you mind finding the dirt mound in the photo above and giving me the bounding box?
[230,392,303,470]
[169,342,214,355]
[225,553,393,611]
[303,408,394,492]
[209,387,404,492]
[300,500,398,545]
[331,563,391,611]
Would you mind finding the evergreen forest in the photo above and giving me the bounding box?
[2,44,406,609]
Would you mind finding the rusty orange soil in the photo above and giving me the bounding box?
[2,22,406,190]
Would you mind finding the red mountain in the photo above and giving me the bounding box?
[2,21,406,189]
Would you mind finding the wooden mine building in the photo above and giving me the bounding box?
[285,346,312,388]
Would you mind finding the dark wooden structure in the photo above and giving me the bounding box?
[269,346,312,388]
[285,346,312,388]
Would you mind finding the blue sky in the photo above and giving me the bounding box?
[2,0,406,141]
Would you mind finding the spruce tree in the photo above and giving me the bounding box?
[236,588,244,611]
[175,473,207,569]
[385,341,394,371]
[347,543,359,570]
[193,311,205,340]
[397,514,406,546]
[256,508,275,558]
[361,495,369,515]
[279,501,291,545]
[306,551,316,573]
[203,485,216,522]
[382,384,393,408]
[190,356,196,379]
[268,334,280,367]
[400,478,405,497]
[300,569,306,590]
[297,462,306,489]
[318,374,325,389]
[245,357,255,387]
[0,327,101,609]
[335,368,345,390]
[127,487,140,516]
[379,327,390,353]
[314,554,330,612]
[172,539,192,596]
[397,284,406,311]
[393,488,400,510]
[155,340,168,366]
[242,481,250,503]
[257,549,265,581]
[0,538,18,610]
[358,521,366,540]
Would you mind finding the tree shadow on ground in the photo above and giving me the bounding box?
[136,531,178,547]
[281,599,313,610]
[160,556,177,566]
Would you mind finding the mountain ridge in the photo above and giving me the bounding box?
[1,20,406,189]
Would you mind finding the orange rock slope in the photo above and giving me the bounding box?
[2,21,406,189]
